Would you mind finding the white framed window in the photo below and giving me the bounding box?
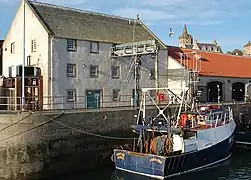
[66,63,76,77]
[67,89,76,102]
[90,42,99,53]
[113,89,120,102]
[67,39,77,51]
[31,40,36,52]
[90,65,99,78]
[11,42,15,54]
[111,65,120,79]
[27,55,31,66]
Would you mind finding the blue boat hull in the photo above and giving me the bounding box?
[113,133,234,179]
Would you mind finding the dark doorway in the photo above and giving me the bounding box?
[207,81,223,102]
[232,82,245,101]
[86,90,101,109]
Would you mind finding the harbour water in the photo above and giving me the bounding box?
[46,148,251,180]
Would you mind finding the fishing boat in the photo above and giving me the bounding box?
[111,85,236,179]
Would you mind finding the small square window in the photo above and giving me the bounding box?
[11,42,15,54]
[113,89,120,102]
[112,66,120,79]
[67,39,77,51]
[90,42,99,53]
[67,63,76,77]
[31,40,36,52]
[27,56,31,66]
[90,65,99,78]
[67,89,76,102]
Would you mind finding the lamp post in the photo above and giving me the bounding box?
[22,0,26,111]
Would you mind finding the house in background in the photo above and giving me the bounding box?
[167,46,251,103]
[227,41,251,57]
[0,40,3,75]
[243,41,251,56]
[227,49,243,56]
[178,25,223,53]
[2,0,168,110]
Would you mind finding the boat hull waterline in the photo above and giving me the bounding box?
[113,129,235,179]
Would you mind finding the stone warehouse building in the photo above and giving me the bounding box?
[2,0,168,109]
[167,46,251,103]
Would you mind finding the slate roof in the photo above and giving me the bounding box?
[168,46,251,78]
[244,41,251,47]
[28,1,164,46]
[197,43,222,52]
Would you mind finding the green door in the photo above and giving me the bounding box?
[86,90,100,109]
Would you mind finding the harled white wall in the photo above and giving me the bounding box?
[2,0,50,108]
[167,56,189,97]
[52,39,167,109]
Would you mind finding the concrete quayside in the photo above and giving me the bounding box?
[0,103,249,179]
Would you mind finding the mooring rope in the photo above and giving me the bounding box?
[0,112,33,133]
[51,118,137,140]
[0,111,64,143]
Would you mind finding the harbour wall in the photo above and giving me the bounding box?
[0,103,249,180]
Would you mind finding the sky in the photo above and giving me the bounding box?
[0,0,251,52]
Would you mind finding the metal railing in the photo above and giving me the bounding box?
[0,94,175,111]
[0,94,247,112]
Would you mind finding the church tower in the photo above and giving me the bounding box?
[178,25,193,47]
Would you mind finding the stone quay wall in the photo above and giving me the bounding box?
[0,103,249,180]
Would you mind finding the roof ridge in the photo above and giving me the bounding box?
[194,49,251,59]
[28,0,136,22]
[167,45,251,59]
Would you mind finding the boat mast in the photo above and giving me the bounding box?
[134,15,141,110]
[134,55,141,108]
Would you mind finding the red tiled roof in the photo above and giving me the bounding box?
[168,46,251,78]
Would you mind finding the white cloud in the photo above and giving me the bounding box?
[112,8,176,21]
[0,0,244,26]
[109,0,241,26]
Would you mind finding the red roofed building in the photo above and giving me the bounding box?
[167,46,251,102]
